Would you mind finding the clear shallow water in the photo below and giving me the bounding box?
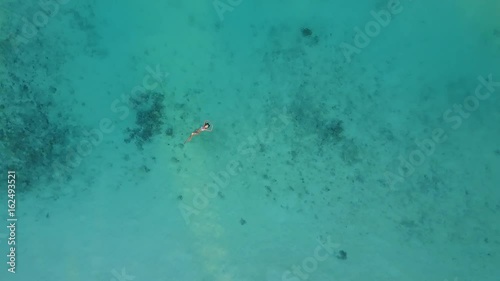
[1,0,499,280]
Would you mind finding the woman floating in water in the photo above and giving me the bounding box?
[184,121,212,144]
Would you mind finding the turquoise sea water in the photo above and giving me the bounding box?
[1,0,499,280]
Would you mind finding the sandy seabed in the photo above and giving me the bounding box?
[0,0,499,280]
